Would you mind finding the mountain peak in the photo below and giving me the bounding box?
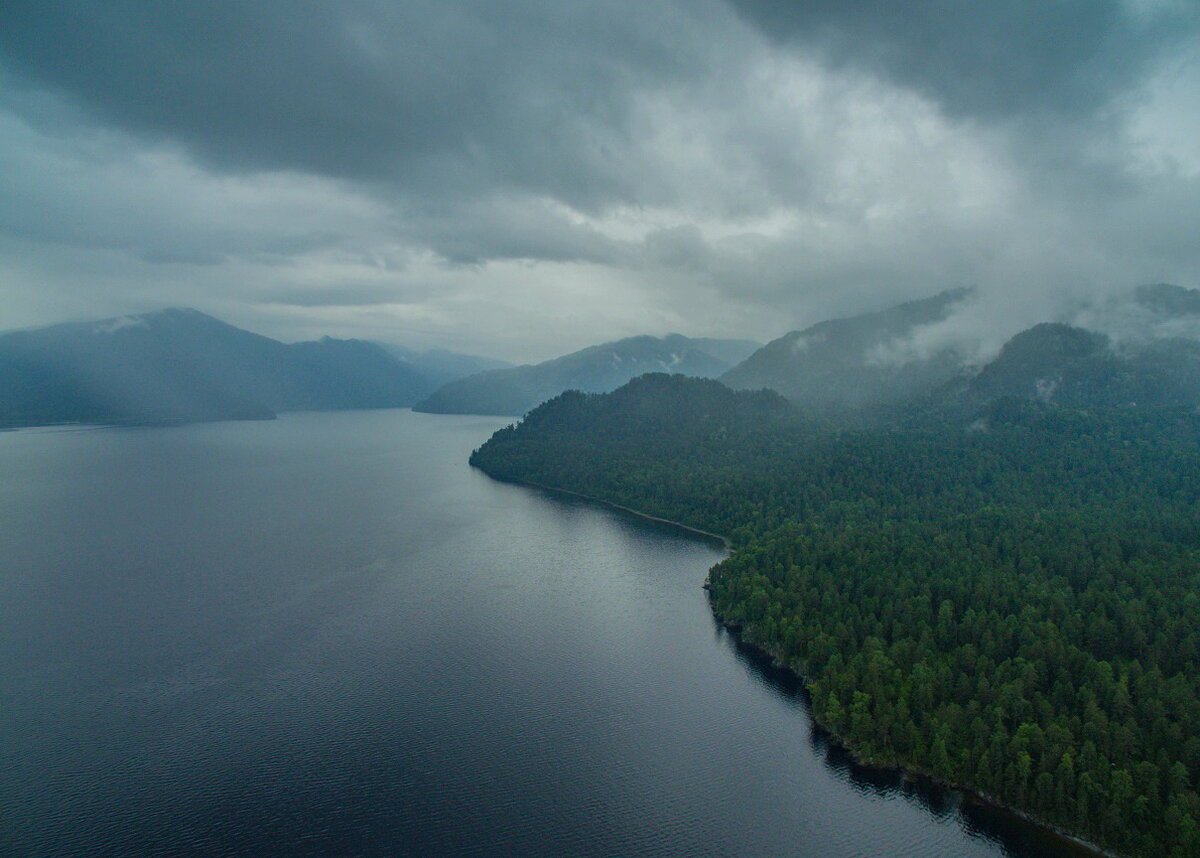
[721,288,971,411]
[0,308,478,427]
[1134,283,1200,317]
[957,321,1200,411]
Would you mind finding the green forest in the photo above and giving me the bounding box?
[471,373,1200,858]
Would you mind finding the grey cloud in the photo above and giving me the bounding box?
[0,103,389,266]
[726,0,1199,121]
[643,225,711,269]
[0,0,1197,361]
[404,196,623,266]
[139,248,226,266]
[0,0,718,210]
[262,286,409,309]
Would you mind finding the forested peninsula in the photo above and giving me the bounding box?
[470,373,1200,858]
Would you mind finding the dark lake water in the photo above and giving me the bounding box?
[1,410,1099,857]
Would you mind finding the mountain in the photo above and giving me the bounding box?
[963,323,1111,405]
[0,309,435,427]
[376,343,512,389]
[413,334,761,416]
[683,337,768,367]
[1134,282,1200,317]
[272,336,434,410]
[721,289,970,412]
[955,322,1200,412]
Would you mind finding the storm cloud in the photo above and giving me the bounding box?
[1,0,1197,360]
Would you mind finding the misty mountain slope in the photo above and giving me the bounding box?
[413,334,760,416]
[1134,283,1200,317]
[279,337,434,410]
[0,308,436,426]
[721,288,970,411]
[0,310,279,425]
[948,322,1200,412]
[964,323,1113,404]
[681,337,765,367]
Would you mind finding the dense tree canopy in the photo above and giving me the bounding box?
[471,373,1200,858]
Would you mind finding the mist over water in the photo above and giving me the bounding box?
[0,411,1095,856]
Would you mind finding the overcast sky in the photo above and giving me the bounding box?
[1,1,1198,362]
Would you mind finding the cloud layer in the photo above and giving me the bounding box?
[1,0,1197,360]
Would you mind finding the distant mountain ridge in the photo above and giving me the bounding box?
[721,288,970,412]
[0,309,503,427]
[375,343,512,389]
[720,284,1200,417]
[9,283,1199,429]
[413,333,761,416]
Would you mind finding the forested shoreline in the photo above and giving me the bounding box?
[470,374,1200,858]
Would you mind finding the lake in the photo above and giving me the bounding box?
[0,410,1098,856]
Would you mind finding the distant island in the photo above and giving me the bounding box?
[470,287,1200,858]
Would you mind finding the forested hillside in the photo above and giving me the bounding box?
[471,373,1200,858]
